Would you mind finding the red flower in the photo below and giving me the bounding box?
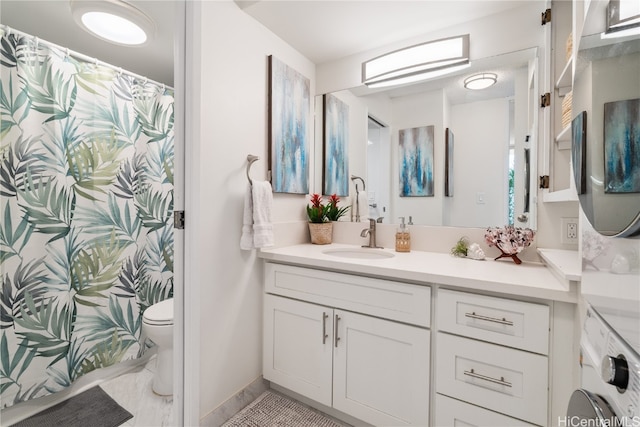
[310,193,323,208]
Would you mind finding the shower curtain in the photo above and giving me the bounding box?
[0,29,174,407]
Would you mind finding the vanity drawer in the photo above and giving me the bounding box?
[434,394,538,427]
[264,263,431,327]
[437,289,549,354]
[435,332,548,426]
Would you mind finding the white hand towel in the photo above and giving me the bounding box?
[251,181,274,248]
[240,184,255,250]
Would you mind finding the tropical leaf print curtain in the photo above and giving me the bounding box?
[0,29,174,407]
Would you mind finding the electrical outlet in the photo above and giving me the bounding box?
[561,217,579,244]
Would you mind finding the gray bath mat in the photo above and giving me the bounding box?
[10,386,133,427]
[222,390,349,427]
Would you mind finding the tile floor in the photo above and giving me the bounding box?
[100,356,175,427]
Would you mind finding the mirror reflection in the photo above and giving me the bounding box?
[574,6,640,237]
[319,48,538,229]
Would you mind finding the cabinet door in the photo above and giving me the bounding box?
[263,294,333,406]
[333,310,430,426]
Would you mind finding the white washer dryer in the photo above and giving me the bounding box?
[568,305,640,426]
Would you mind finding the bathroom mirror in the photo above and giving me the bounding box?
[573,3,640,237]
[316,48,539,229]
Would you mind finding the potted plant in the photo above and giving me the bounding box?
[326,194,350,222]
[306,194,332,244]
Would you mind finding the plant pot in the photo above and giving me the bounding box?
[308,222,333,245]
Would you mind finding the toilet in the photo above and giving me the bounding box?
[142,298,174,395]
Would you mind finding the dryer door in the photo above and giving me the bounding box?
[567,389,618,423]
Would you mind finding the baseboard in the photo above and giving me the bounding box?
[200,376,270,427]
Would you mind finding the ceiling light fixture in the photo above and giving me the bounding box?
[464,72,498,90]
[362,34,470,89]
[70,0,156,46]
[602,0,640,39]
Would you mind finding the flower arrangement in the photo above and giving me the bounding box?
[306,193,350,223]
[484,225,535,264]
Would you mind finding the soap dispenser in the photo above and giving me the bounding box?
[395,217,411,252]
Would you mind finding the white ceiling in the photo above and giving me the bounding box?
[236,0,529,65]
[1,1,532,94]
[1,0,176,86]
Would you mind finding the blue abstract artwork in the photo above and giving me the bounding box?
[604,98,640,193]
[269,56,310,194]
[323,94,349,196]
[399,126,434,197]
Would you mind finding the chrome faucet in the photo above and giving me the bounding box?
[361,218,383,248]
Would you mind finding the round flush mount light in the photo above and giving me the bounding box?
[70,0,156,46]
[464,72,498,90]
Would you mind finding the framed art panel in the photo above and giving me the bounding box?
[399,125,434,197]
[604,98,640,193]
[268,55,310,194]
[445,128,454,197]
[571,111,587,195]
[323,93,349,196]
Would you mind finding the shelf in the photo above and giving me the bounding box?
[542,188,578,203]
[555,125,571,150]
[555,57,573,96]
[537,248,581,282]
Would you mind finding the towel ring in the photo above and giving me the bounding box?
[246,155,259,185]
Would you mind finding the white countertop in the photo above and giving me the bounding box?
[259,244,579,303]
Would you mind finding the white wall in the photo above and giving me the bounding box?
[188,1,315,421]
[449,98,510,227]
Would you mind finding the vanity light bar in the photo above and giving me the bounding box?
[362,34,470,88]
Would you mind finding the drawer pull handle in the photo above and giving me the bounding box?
[463,368,512,387]
[335,314,341,348]
[465,311,514,326]
[322,312,328,344]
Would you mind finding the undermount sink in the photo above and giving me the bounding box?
[322,248,395,260]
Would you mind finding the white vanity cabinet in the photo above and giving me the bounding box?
[263,263,431,426]
[434,289,551,426]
